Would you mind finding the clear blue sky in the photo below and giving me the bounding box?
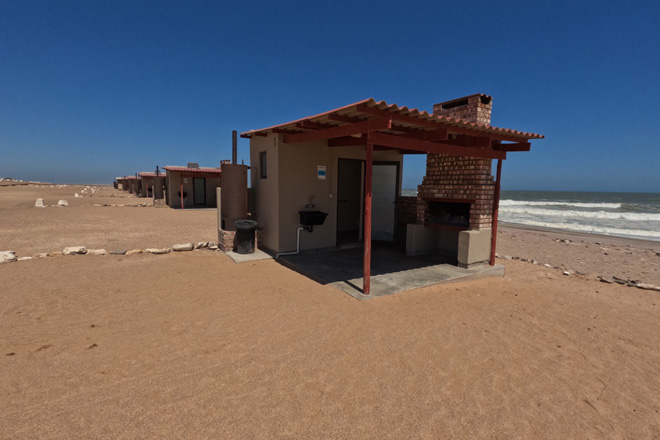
[1,0,659,191]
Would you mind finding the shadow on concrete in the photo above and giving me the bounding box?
[278,242,504,300]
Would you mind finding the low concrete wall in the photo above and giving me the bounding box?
[457,228,491,268]
[406,224,438,256]
[406,224,491,266]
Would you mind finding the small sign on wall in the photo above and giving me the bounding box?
[317,165,326,180]
[183,178,189,184]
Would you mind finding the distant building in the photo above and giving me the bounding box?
[138,172,166,199]
[163,164,223,209]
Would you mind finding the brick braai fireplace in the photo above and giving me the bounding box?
[406,94,497,267]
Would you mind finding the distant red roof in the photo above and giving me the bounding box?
[138,172,165,178]
[163,166,222,176]
[241,97,543,140]
[124,176,140,180]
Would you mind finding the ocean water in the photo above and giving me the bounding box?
[499,191,660,241]
[400,189,660,242]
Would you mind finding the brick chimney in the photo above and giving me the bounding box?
[433,93,492,125]
[411,94,497,266]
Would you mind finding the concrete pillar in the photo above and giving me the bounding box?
[153,176,165,200]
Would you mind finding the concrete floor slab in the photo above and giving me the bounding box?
[279,245,504,300]
[224,249,273,263]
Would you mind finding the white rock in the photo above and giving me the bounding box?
[636,283,660,291]
[57,200,69,207]
[543,264,552,268]
[195,241,210,249]
[562,271,571,276]
[18,256,32,261]
[63,246,87,255]
[208,245,219,250]
[87,249,107,255]
[173,243,194,252]
[75,193,80,198]
[35,198,44,208]
[146,248,172,254]
[0,251,18,263]
[126,249,144,255]
[33,253,49,258]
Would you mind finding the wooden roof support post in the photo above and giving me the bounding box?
[180,181,184,210]
[363,143,373,295]
[490,159,503,265]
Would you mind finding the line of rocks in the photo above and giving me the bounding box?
[495,253,660,293]
[35,198,150,208]
[0,242,218,264]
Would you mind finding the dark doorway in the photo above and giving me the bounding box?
[337,159,364,246]
[193,177,206,205]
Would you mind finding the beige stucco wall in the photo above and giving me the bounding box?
[205,177,220,206]
[250,135,403,253]
[166,172,220,208]
[250,134,280,251]
[166,172,188,208]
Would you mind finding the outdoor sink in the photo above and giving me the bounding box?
[299,210,328,232]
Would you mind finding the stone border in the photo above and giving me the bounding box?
[495,253,660,292]
[1,242,220,264]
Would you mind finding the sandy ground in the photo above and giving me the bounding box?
[498,225,660,286]
[2,185,660,439]
[0,185,217,255]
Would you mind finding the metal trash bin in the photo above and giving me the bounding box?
[234,219,258,254]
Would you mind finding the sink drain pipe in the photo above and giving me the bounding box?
[275,227,305,260]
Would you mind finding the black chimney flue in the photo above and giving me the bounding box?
[232,130,237,164]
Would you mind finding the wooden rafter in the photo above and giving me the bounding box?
[327,113,362,124]
[272,128,298,135]
[297,120,335,130]
[283,117,392,143]
[443,135,492,148]
[356,104,528,142]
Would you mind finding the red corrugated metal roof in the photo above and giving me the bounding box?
[138,172,165,178]
[240,97,543,140]
[124,176,140,180]
[163,166,222,175]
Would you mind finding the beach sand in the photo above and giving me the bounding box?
[2,185,660,439]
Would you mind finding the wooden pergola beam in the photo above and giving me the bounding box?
[368,132,506,160]
[494,142,531,152]
[443,135,492,148]
[283,117,392,143]
[328,135,367,147]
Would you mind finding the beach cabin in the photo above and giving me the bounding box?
[241,94,543,295]
[116,177,128,191]
[138,171,166,199]
[163,164,222,209]
[125,176,141,195]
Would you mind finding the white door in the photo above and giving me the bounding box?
[371,164,397,241]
